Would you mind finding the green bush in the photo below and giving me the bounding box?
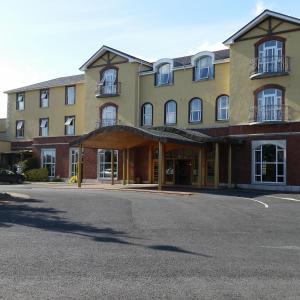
[20,157,40,172]
[24,168,49,182]
[51,176,64,182]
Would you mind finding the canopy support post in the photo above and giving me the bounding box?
[111,150,114,185]
[77,143,83,188]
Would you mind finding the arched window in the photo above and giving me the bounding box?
[252,141,286,183]
[141,103,153,126]
[165,100,177,125]
[256,87,283,122]
[194,56,213,81]
[216,95,229,121]
[189,98,202,123]
[256,37,285,74]
[99,67,118,95]
[101,104,117,127]
[156,63,172,85]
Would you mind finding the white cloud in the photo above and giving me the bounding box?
[253,0,268,16]
[187,42,227,56]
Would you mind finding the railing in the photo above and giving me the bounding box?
[250,56,290,78]
[96,119,119,128]
[248,105,293,123]
[95,82,121,97]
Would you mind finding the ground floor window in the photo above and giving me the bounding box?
[41,149,56,177]
[252,140,286,184]
[69,148,79,177]
[98,150,118,180]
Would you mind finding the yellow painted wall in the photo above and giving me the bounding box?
[84,61,141,132]
[0,141,11,153]
[6,83,85,140]
[0,119,6,133]
[229,28,300,125]
[140,62,230,128]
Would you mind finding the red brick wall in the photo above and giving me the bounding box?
[134,146,149,183]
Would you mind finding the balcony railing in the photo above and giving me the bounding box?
[96,119,119,128]
[95,82,121,97]
[248,105,293,123]
[250,56,290,79]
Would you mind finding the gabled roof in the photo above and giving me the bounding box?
[5,74,85,94]
[224,9,300,45]
[79,45,152,71]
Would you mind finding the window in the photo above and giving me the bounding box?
[141,103,153,126]
[216,95,229,121]
[65,86,75,105]
[41,149,56,178]
[101,105,117,127]
[39,118,49,137]
[69,148,79,177]
[165,100,177,125]
[156,63,172,86]
[256,88,283,122]
[257,39,284,73]
[252,141,286,184]
[98,150,118,180]
[65,116,75,135]
[100,68,117,95]
[16,93,25,111]
[189,98,202,123]
[194,56,213,81]
[40,89,49,108]
[16,120,24,138]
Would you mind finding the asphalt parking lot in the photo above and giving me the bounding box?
[0,185,299,299]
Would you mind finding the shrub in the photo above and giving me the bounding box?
[24,168,49,182]
[20,157,40,172]
[51,176,64,182]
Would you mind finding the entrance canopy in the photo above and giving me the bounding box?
[71,125,220,150]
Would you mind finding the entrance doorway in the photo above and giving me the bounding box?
[175,160,192,185]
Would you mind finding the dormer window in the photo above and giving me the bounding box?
[156,63,172,86]
[16,93,25,111]
[194,56,213,81]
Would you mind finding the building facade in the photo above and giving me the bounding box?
[2,10,300,191]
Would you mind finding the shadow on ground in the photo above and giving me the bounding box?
[0,193,210,257]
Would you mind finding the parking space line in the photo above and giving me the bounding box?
[265,195,300,202]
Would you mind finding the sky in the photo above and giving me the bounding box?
[0,0,299,117]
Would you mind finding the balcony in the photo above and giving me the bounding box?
[249,56,290,79]
[95,82,121,97]
[248,105,294,123]
[96,119,119,129]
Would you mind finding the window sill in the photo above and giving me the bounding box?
[216,119,229,122]
[188,121,202,125]
[96,94,120,98]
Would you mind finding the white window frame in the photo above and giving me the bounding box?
[41,148,56,178]
[16,93,25,111]
[217,95,229,121]
[66,86,75,105]
[40,90,49,108]
[195,56,213,81]
[258,40,283,73]
[101,106,117,127]
[101,69,117,94]
[165,101,177,125]
[16,120,24,138]
[39,118,49,137]
[189,98,202,123]
[97,149,118,180]
[142,103,153,126]
[69,148,79,177]
[252,140,286,185]
[65,116,75,135]
[257,88,282,122]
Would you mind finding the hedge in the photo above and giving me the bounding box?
[24,168,49,182]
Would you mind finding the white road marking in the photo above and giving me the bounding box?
[261,245,300,250]
[204,194,269,208]
[266,195,300,202]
